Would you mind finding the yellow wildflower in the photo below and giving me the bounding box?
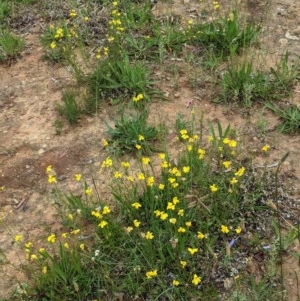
[114,171,122,179]
[173,279,180,286]
[161,161,170,168]
[262,144,270,152]
[172,197,179,204]
[126,226,133,233]
[172,182,179,188]
[160,212,168,220]
[138,173,145,180]
[177,209,184,216]
[159,153,166,160]
[121,161,130,168]
[146,269,157,279]
[168,177,176,184]
[188,247,198,255]
[230,177,238,185]
[85,187,92,195]
[91,210,102,219]
[236,226,242,234]
[197,231,205,239]
[74,174,81,181]
[48,174,57,184]
[169,218,177,224]
[178,227,186,233]
[235,167,245,177]
[132,202,142,209]
[25,242,32,249]
[46,165,52,173]
[192,274,201,285]
[145,231,154,240]
[229,140,237,148]
[198,148,206,159]
[133,219,141,227]
[132,93,144,102]
[183,166,190,173]
[154,210,162,217]
[185,221,192,227]
[102,206,111,215]
[158,183,165,190]
[210,184,218,192]
[142,157,150,165]
[127,176,134,182]
[101,157,113,168]
[147,176,154,187]
[69,9,77,18]
[180,260,187,268]
[98,220,108,228]
[47,233,56,243]
[223,137,230,144]
[208,135,214,142]
[101,138,108,147]
[222,161,231,169]
[14,234,22,242]
[221,225,229,234]
[167,202,175,210]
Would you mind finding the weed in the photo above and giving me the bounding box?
[188,11,260,60]
[2,1,298,301]
[57,90,81,124]
[105,113,161,155]
[54,119,63,135]
[219,60,267,106]
[255,109,269,137]
[0,1,10,24]
[11,117,288,301]
[87,56,158,110]
[219,55,298,106]
[266,102,300,134]
[0,29,24,63]
[269,53,299,99]
[175,113,193,139]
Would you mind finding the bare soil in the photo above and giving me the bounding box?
[0,0,299,300]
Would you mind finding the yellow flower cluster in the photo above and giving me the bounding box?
[69,9,77,18]
[95,47,109,60]
[101,157,113,168]
[146,269,157,279]
[223,137,237,148]
[54,28,64,39]
[132,93,144,102]
[46,165,57,184]
[213,1,220,10]
[108,1,125,36]
[91,206,111,229]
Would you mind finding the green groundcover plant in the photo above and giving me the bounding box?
[11,118,283,301]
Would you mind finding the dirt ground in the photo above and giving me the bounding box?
[0,0,299,300]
